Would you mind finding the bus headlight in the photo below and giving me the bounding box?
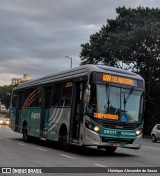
[93,126,100,132]
[85,120,100,133]
[135,129,143,136]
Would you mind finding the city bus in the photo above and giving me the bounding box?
[10,64,145,153]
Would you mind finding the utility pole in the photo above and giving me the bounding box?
[65,56,72,68]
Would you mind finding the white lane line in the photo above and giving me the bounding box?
[5,139,12,142]
[59,154,77,160]
[142,146,160,150]
[35,148,47,152]
[94,164,106,167]
[18,143,26,146]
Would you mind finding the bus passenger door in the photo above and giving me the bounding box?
[40,86,53,138]
[70,81,85,142]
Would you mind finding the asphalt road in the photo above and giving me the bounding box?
[0,125,160,176]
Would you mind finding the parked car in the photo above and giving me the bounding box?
[0,117,10,126]
[151,124,160,142]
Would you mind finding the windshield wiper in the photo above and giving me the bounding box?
[106,83,110,112]
[123,86,136,111]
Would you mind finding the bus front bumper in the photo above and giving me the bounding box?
[82,128,142,149]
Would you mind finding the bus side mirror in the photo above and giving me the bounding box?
[83,84,90,103]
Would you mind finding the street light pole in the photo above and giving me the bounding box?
[65,56,72,68]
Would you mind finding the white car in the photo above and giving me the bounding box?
[0,117,10,126]
[151,124,160,142]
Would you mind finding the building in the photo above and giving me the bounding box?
[11,74,32,85]
[23,74,31,81]
[11,78,23,85]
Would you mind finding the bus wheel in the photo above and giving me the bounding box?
[104,146,117,153]
[58,125,70,151]
[63,135,71,151]
[59,134,70,151]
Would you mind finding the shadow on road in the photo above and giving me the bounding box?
[12,137,137,158]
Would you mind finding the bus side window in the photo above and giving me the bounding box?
[12,92,18,108]
[87,84,97,115]
[22,89,30,108]
[45,86,53,108]
[19,91,25,109]
[35,88,42,107]
[27,87,41,108]
[60,81,73,107]
[52,83,62,107]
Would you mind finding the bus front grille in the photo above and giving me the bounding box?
[95,119,143,130]
[102,137,134,144]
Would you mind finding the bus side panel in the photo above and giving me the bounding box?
[47,108,61,141]
[42,109,50,137]
[20,108,41,137]
[47,107,71,141]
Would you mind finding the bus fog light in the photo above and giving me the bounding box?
[94,126,100,132]
[85,120,93,130]
[88,124,93,129]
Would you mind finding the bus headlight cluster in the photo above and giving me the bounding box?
[85,120,100,133]
[135,129,143,136]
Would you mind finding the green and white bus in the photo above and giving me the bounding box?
[10,65,145,153]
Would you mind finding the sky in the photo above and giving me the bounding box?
[0,0,160,85]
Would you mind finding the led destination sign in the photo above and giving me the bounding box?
[94,113,118,120]
[103,74,134,86]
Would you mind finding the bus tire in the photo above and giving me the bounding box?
[58,126,70,151]
[104,146,117,153]
[58,134,70,151]
[63,135,71,151]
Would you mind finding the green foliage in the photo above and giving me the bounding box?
[80,6,160,135]
[0,85,15,109]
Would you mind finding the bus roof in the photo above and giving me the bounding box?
[14,64,144,90]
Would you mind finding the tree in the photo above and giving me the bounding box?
[0,85,15,109]
[80,6,160,135]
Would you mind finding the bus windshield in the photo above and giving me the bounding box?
[88,84,143,122]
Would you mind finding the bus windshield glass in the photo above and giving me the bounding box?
[88,84,143,122]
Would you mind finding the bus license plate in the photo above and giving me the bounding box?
[113,143,121,147]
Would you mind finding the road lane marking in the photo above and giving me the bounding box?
[94,164,106,167]
[35,148,47,152]
[142,146,160,150]
[5,139,12,142]
[18,143,26,146]
[59,154,77,160]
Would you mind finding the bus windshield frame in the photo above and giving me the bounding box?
[87,83,144,123]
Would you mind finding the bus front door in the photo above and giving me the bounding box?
[70,81,84,143]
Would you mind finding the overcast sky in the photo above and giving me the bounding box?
[0,0,160,85]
